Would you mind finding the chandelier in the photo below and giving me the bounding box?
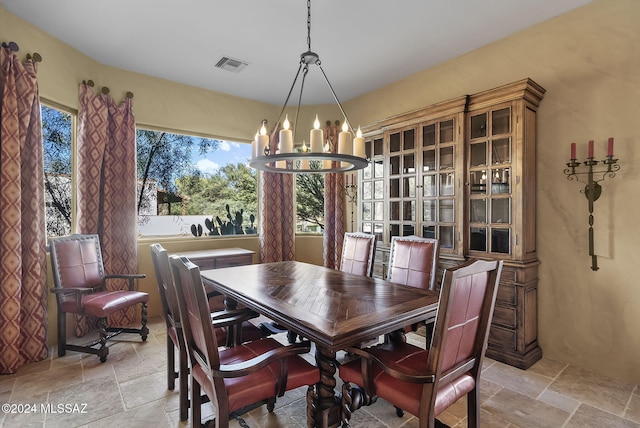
[249,0,369,174]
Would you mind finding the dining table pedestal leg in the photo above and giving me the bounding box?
[313,347,341,428]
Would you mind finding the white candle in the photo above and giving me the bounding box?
[251,132,258,160]
[353,127,365,158]
[338,121,352,168]
[279,115,293,153]
[310,115,323,153]
[256,124,269,157]
[338,121,352,155]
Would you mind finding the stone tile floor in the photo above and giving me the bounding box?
[1,316,639,427]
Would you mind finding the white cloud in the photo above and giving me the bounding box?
[196,158,219,175]
[219,141,231,151]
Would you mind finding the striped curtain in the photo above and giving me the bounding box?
[0,44,48,374]
[76,82,138,334]
[259,124,295,262]
[323,142,345,269]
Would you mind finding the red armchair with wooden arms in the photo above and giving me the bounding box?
[169,255,320,428]
[49,234,149,363]
[150,243,265,421]
[340,259,503,428]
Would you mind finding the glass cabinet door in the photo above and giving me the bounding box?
[421,118,457,251]
[388,127,417,241]
[361,136,384,242]
[468,105,513,256]
[359,112,462,256]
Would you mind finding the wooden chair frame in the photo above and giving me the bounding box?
[49,234,149,362]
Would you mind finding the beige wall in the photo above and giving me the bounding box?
[343,0,640,382]
[3,0,639,382]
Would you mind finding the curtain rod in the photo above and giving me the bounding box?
[83,79,134,98]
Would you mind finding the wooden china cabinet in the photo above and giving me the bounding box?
[359,78,545,369]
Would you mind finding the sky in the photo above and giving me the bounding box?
[193,140,252,175]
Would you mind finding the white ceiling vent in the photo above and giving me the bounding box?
[215,56,248,73]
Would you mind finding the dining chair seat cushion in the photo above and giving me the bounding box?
[339,341,475,417]
[192,337,320,414]
[60,290,149,318]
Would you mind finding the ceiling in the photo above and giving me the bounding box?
[2,0,592,105]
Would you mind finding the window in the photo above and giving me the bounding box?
[136,128,258,237]
[42,104,74,239]
[296,173,324,233]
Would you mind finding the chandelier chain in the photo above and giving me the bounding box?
[307,0,312,51]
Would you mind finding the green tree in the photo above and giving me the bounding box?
[177,163,258,232]
[136,129,220,214]
[42,105,73,237]
[296,173,325,230]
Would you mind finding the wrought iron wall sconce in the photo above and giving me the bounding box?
[343,174,357,231]
[564,138,620,271]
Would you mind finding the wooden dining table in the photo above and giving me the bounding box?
[200,260,439,428]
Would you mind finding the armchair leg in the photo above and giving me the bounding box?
[191,377,202,428]
[341,382,376,427]
[266,397,276,412]
[140,303,149,341]
[57,312,67,357]
[97,317,110,363]
[167,338,176,390]
[306,385,316,428]
[467,387,480,428]
[179,344,189,421]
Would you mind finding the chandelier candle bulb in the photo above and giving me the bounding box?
[257,124,269,158]
[608,137,614,157]
[588,140,594,158]
[310,115,323,153]
[570,142,576,160]
[280,115,293,153]
[353,127,365,158]
[300,140,310,170]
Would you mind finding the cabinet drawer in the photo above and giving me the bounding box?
[500,267,517,283]
[496,283,516,306]
[488,325,517,350]
[216,255,253,268]
[492,305,516,329]
[190,258,216,270]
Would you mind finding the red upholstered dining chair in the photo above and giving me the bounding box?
[339,259,503,428]
[150,244,264,421]
[340,232,377,277]
[169,255,320,428]
[49,234,149,363]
